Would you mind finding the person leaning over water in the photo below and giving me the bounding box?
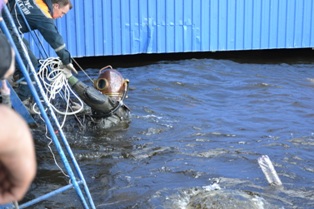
[0,32,36,205]
[3,0,77,102]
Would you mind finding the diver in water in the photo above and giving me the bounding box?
[64,65,131,131]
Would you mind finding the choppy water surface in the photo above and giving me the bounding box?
[31,55,314,208]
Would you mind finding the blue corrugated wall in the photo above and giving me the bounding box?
[26,0,314,58]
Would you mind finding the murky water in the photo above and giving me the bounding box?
[29,54,314,208]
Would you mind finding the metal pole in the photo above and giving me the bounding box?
[1,6,95,209]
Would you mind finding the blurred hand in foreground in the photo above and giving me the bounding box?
[0,105,36,204]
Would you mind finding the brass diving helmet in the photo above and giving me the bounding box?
[93,65,129,101]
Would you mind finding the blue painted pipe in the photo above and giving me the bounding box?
[19,181,83,208]
[4,4,96,208]
[8,4,96,206]
[1,6,95,209]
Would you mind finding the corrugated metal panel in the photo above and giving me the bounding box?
[25,0,314,58]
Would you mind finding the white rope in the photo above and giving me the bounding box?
[34,57,84,128]
[10,4,76,183]
[7,4,73,183]
[42,115,70,179]
[33,57,84,180]
[12,1,33,72]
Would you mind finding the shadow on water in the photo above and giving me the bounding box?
[28,49,314,208]
[75,48,314,69]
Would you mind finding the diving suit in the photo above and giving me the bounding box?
[67,66,131,130]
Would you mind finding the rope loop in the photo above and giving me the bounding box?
[35,57,85,127]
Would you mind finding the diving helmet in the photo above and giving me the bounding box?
[94,65,129,101]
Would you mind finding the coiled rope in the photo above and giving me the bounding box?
[34,57,84,127]
[33,57,83,186]
[8,4,84,206]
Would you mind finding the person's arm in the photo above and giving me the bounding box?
[0,105,36,204]
[35,19,72,65]
[34,19,77,72]
[1,80,11,107]
[21,7,77,72]
[25,15,71,65]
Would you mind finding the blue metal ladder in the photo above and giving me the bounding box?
[0,5,96,209]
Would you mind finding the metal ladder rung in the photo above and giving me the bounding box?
[19,181,84,208]
[0,4,96,209]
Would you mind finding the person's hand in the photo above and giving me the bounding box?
[65,63,78,74]
[1,80,10,96]
[0,106,36,204]
[1,80,11,106]
[61,67,72,78]
[61,63,77,79]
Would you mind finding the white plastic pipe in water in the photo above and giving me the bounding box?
[258,155,283,186]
